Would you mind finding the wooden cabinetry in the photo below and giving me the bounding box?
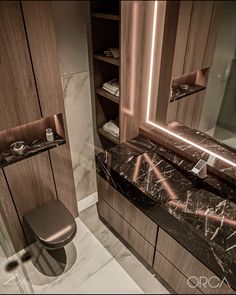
[98,197,155,266]
[90,1,120,148]
[154,251,202,294]
[154,228,235,294]
[97,177,235,294]
[97,176,157,265]
[97,175,157,246]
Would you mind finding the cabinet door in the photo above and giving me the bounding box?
[156,228,235,294]
[98,197,155,266]
[0,1,41,131]
[97,175,158,246]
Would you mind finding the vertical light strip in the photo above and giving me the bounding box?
[123,2,138,116]
[146,0,158,122]
[145,1,236,168]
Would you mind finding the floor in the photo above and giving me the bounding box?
[0,203,169,294]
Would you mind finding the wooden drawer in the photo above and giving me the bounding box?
[97,175,157,246]
[154,251,202,294]
[157,228,235,294]
[98,197,155,266]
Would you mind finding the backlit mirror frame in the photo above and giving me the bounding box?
[145,1,236,169]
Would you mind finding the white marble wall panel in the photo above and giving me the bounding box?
[62,72,97,201]
[51,1,97,202]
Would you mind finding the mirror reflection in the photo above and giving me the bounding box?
[156,1,236,150]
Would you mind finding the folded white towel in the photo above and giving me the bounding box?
[102,86,119,97]
[103,79,119,92]
[103,121,119,138]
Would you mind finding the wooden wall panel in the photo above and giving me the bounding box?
[49,145,78,217]
[120,1,145,142]
[22,1,78,217]
[21,1,64,117]
[166,1,193,123]
[4,153,57,220]
[176,1,214,127]
[0,170,26,252]
[155,1,180,124]
[0,1,41,131]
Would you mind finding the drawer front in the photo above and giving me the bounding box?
[157,228,235,294]
[97,175,157,246]
[154,251,202,294]
[98,197,155,266]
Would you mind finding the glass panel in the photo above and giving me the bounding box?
[0,214,33,293]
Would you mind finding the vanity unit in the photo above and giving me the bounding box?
[96,136,236,294]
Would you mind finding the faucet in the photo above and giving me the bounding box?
[191,159,208,179]
[191,155,216,179]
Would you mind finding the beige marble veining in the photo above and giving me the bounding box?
[61,72,97,202]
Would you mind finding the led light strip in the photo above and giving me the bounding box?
[145,1,236,169]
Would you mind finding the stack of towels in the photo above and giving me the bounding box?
[103,120,119,138]
[102,79,119,97]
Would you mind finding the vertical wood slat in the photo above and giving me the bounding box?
[166,0,193,123]
[4,153,57,221]
[176,1,214,127]
[21,1,78,217]
[0,1,41,131]
[120,1,145,142]
[155,1,180,124]
[0,170,26,253]
[21,0,64,117]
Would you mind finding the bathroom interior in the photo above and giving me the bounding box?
[1,0,236,294]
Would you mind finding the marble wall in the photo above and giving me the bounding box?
[51,1,97,202]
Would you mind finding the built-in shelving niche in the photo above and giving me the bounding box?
[170,68,209,102]
[0,113,65,168]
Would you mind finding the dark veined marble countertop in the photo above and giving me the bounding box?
[96,135,236,290]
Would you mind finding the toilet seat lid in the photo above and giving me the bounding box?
[24,199,76,248]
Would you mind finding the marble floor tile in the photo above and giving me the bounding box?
[1,205,168,294]
[80,204,170,294]
[45,260,143,294]
[16,218,114,294]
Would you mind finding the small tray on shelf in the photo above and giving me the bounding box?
[170,84,205,103]
[0,134,65,169]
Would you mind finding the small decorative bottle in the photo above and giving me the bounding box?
[46,128,54,142]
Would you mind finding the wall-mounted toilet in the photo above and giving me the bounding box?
[23,199,77,250]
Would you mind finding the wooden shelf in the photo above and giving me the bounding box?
[95,88,119,104]
[98,127,119,144]
[93,54,119,66]
[170,85,205,103]
[0,134,65,169]
[92,12,120,21]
